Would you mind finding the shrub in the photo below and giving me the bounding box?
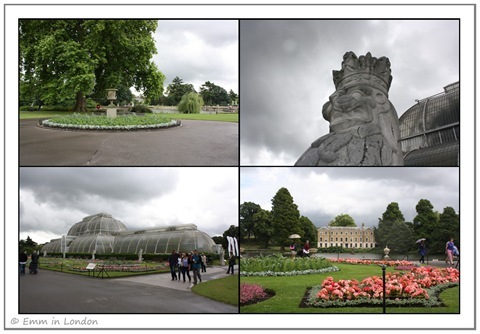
[130,105,153,113]
[177,92,204,114]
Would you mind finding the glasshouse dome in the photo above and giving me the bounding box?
[67,212,127,236]
[399,81,459,166]
[41,213,219,255]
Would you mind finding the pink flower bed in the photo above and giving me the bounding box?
[329,258,415,267]
[240,283,267,305]
[316,267,459,302]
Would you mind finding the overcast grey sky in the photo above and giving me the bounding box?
[20,167,238,244]
[240,20,459,165]
[240,167,459,229]
[152,20,238,95]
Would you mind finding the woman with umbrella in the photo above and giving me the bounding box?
[417,238,427,264]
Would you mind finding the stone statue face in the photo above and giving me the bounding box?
[326,84,383,133]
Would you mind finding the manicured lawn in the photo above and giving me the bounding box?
[192,275,239,307]
[20,110,238,123]
[240,263,459,313]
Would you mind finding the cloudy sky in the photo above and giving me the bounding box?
[240,20,459,165]
[152,20,238,95]
[240,167,459,229]
[19,167,238,244]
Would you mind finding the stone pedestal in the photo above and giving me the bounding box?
[107,107,117,118]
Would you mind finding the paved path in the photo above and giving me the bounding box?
[19,119,238,166]
[19,267,238,314]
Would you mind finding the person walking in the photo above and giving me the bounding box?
[168,250,179,281]
[201,253,207,273]
[445,237,455,265]
[19,251,28,276]
[30,250,39,274]
[418,240,427,264]
[191,250,202,285]
[226,252,236,274]
[180,253,191,283]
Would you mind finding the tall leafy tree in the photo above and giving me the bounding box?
[413,199,439,240]
[19,20,165,111]
[376,202,414,253]
[328,214,356,227]
[199,81,231,106]
[299,215,318,245]
[164,76,196,106]
[429,206,460,254]
[228,89,238,105]
[240,202,262,240]
[252,209,274,249]
[270,187,302,250]
[19,236,38,254]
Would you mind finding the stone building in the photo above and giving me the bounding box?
[399,81,459,166]
[317,224,376,249]
[41,212,220,255]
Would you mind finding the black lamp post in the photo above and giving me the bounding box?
[381,264,387,314]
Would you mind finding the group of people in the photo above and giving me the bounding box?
[290,240,310,258]
[168,249,205,285]
[418,237,459,267]
[19,250,39,275]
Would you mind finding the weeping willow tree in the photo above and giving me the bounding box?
[177,92,204,114]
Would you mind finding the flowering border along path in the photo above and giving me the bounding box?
[303,266,459,308]
[41,113,181,131]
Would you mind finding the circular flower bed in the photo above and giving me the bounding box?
[304,267,459,308]
[41,113,181,131]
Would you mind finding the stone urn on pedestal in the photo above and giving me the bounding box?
[106,88,118,118]
[383,245,390,260]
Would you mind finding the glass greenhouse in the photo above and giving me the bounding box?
[41,213,218,255]
[399,81,459,166]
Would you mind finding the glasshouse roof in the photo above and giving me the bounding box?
[41,213,218,255]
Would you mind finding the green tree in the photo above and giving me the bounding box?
[177,92,204,114]
[270,187,302,251]
[19,20,165,111]
[164,76,196,106]
[228,89,238,105]
[299,215,318,245]
[375,202,414,254]
[199,81,231,106]
[429,206,460,254]
[240,202,262,240]
[252,209,274,249]
[19,236,38,254]
[413,199,439,241]
[328,214,356,227]
[381,220,415,255]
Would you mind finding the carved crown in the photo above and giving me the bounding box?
[332,51,393,95]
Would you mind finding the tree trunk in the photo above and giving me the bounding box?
[73,91,87,112]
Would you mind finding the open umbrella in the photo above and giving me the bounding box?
[416,238,426,243]
[289,234,301,239]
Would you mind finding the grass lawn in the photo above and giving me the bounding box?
[240,263,459,314]
[192,275,239,307]
[20,110,238,123]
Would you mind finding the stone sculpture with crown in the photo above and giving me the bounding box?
[295,51,404,166]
